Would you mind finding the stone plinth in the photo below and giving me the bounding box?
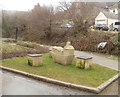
[27,54,43,66]
[52,52,74,65]
[76,56,92,69]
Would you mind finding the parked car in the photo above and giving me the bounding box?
[92,24,109,31]
[90,25,95,29]
[90,24,99,29]
[112,22,120,31]
[60,23,73,28]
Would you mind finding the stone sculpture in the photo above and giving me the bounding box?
[50,41,75,65]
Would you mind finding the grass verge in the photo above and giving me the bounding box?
[1,42,36,59]
[1,42,49,59]
[2,38,49,54]
[1,53,118,88]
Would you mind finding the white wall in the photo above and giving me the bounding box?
[95,12,118,28]
[109,9,118,14]
[108,19,118,27]
[95,12,107,25]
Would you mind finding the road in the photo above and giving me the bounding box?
[1,70,119,95]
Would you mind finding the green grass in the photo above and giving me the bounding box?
[16,41,38,48]
[2,38,17,43]
[2,38,38,48]
[2,42,28,54]
[1,53,118,88]
[2,42,35,55]
[1,42,37,59]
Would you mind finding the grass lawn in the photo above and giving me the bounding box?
[2,42,29,53]
[2,42,48,59]
[1,42,37,59]
[2,38,49,55]
[2,38,42,48]
[1,53,118,88]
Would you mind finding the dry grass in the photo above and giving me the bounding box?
[2,42,49,59]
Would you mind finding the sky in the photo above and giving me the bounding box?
[1,0,69,11]
[0,0,119,11]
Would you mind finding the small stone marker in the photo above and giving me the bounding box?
[76,56,92,69]
[27,54,43,66]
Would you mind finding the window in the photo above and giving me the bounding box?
[113,10,115,13]
[115,22,120,25]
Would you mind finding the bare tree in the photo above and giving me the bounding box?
[58,1,99,35]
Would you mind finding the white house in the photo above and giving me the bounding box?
[95,3,119,27]
[95,11,118,27]
[109,3,118,15]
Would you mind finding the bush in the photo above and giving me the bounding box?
[111,35,120,46]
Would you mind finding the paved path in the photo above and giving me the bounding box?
[75,51,119,71]
[1,70,119,95]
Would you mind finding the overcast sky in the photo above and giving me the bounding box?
[0,0,119,11]
[1,0,69,11]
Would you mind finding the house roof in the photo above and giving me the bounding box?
[109,3,118,9]
[102,11,118,19]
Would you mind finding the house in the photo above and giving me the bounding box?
[95,3,119,27]
[95,11,118,27]
[109,3,119,15]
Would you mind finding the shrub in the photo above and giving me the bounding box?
[111,35,120,46]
